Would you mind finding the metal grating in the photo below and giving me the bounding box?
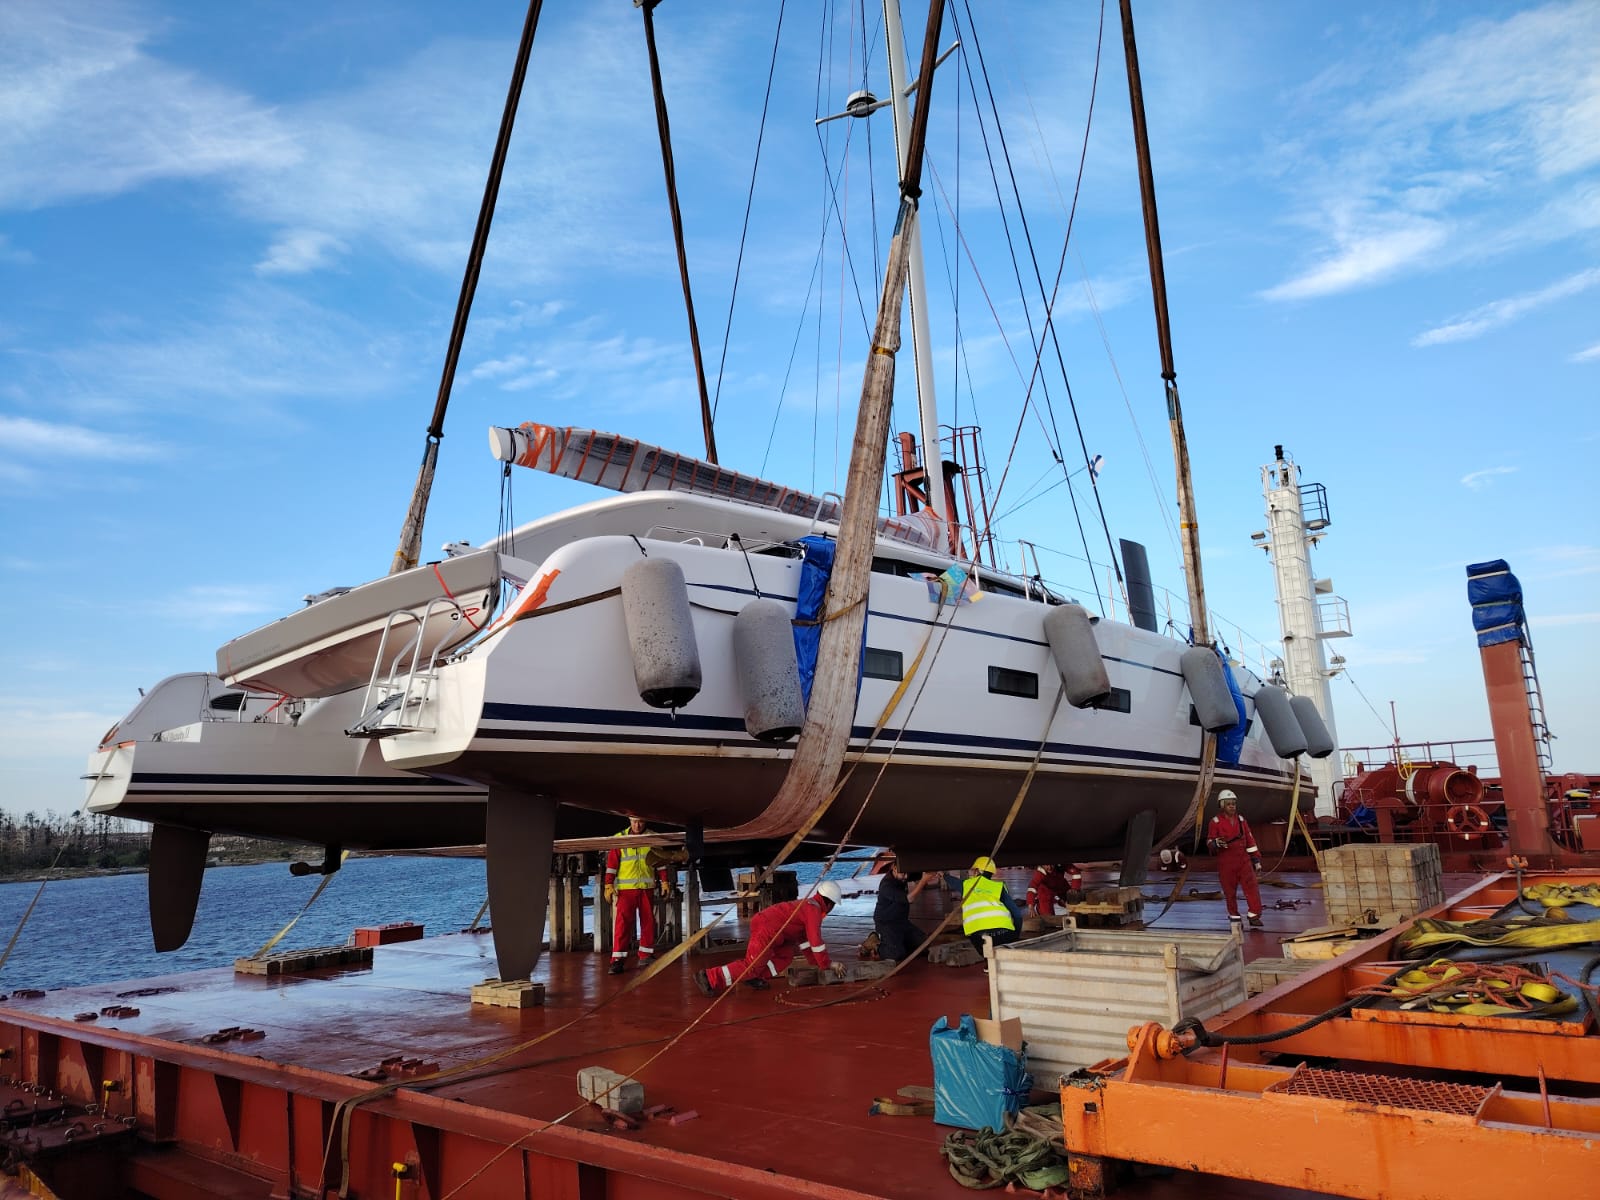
[1264,1068,1492,1117]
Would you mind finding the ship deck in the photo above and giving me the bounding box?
[0,868,1484,1199]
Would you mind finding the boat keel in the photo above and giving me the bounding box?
[486,787,557,982]
[148,824,211,952]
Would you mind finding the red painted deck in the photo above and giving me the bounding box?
[0,868,1482,1198]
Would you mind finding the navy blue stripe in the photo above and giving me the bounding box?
[477,703,1284,777]
[130,773,476,788]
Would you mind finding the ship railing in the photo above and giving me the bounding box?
[347,597,467,739]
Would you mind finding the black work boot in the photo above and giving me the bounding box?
[607,960,625,975]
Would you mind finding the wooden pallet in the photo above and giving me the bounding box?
[234,945,373,976]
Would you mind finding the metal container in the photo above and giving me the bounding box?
[986,924,1246,1082]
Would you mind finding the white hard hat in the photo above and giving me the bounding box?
[1217,788,1238,803]
[816,881,842,906]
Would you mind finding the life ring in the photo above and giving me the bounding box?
[1445,804,1492,837]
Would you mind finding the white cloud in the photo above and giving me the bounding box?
[1535,612,1600,627]
[0,4,301,210]
[1414,266,1600,346]
[256,229,347,276]
[1263,220,1448,301]
[0,414,165,460]
[1460,465,1517,490]
[1261,2,1600,300]
[1574,342,1600,362]
[150,584,282,625]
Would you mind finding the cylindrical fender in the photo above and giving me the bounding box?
[1042,604,1111,708]
[1288,694,1335,758]
[733,599,804,742]
[1252,684,1308,758]
[1181,647,1239,734]
[621,559,702,709]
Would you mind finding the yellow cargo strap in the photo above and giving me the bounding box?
[1397,916,1600,959]
[1522,882,1600,908]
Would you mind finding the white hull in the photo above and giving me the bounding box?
[85,675,490,846]
[372,492,1304,863]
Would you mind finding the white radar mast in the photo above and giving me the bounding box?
[1252,446,1350,814]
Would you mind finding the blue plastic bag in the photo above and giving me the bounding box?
[930,1015,1032,1131]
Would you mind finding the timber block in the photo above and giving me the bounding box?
[470,978,546,1009]
[1244,957,1319,996]
[234,945,372,976]
[1283,936,1359,960]
[577,1066,644,1113]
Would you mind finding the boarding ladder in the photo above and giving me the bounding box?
[345,597,466,738]
[1518,635,1554,774]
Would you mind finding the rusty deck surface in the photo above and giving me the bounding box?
[0,868,1474,1199]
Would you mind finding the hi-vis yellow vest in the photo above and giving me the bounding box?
[962,875,1014,935]
[614,830,654,889]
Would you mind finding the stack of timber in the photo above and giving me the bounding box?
[1062,886,1145,929]
[1321,843,1444,924]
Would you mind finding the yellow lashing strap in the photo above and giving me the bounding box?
[252,851,352,959]
[1396,916,1600,959]
[1522,882,1600,908]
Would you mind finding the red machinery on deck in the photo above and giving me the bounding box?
[1320,559,1596,869]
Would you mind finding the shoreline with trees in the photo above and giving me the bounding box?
[0,812,315,882]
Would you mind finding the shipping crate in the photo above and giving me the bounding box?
[1320,844,1443,924]
[987,926,1245,1081]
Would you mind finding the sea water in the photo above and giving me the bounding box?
[0,854,865,992]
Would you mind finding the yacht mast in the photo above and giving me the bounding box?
[882,1,946,534]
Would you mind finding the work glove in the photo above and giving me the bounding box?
[603,883,616,903]
[657,879,672,898]
[825,963,846,981]
[1211,838,1228,852]
[1251,858,1263,873]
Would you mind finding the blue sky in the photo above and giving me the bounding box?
[2,1,1596,816]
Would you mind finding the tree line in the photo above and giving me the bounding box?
[0,811,151,873]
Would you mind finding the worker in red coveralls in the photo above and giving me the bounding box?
[1025,864,1083,916]
[1207,789,1264,928]
[603,814,671,975]
[696,881,844,995]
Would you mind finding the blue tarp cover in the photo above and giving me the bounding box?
[930,1015,1032,1131]
[792,536,835,707]
[1466,560,1526,649]
[1216,656,1248,765]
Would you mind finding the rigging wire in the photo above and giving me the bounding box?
[640,0,718,463]
[1074,245,1182,556]
[956,0,1123,605]
[710,0,788,427]
[990,6,1179,563]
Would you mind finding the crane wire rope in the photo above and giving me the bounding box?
[710,0,788,427]
[955,0,1123,609]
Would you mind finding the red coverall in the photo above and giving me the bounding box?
[702,896,832,993]
[604,839,667,964]
[1207,812,1262,919]
[1025,867,1080,915]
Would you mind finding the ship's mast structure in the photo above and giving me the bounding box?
[1253,445,1349,813]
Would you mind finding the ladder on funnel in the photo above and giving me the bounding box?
[1518,637,1554,775]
